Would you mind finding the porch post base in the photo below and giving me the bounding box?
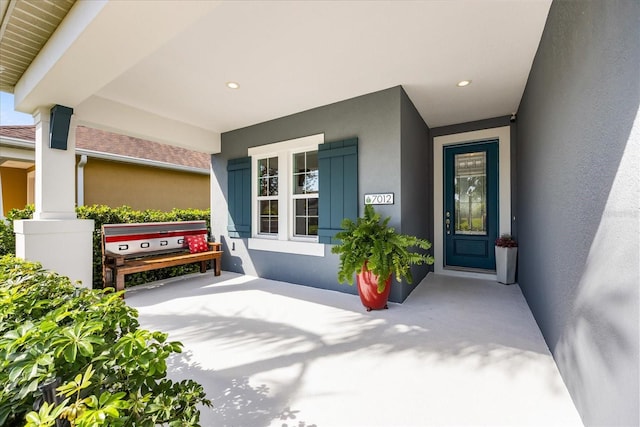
[14,219,95,288]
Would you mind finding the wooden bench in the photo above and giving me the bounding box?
[102,220,222,295]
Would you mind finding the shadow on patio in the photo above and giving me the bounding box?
[126,271,582,427]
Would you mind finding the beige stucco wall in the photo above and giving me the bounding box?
[80,158,210,211]
[1,167,28,215]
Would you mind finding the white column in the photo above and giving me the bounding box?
[33,107,77,220]
[14,106,94,288]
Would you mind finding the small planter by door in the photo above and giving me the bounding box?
[495,246,518,284]
[356,267,392,311]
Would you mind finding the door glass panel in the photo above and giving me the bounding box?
[454,152,487,235]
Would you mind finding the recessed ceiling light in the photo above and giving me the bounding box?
[457,80,472,87]
[226,82,240,89]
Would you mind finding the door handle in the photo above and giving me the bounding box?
[445,211,451,235]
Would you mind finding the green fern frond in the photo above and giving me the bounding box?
[331,205,435,290]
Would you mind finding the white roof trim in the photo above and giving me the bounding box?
[0,136,34,150]
[76,148,210,175]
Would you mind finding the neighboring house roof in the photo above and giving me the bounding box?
[0,125,210,171]
[0,125,33,141]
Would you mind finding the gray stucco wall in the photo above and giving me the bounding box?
[516,1,639,425]
[400,88,433,299]
[212,86,432,302]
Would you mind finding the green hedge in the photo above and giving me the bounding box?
[0,205,211,289]
[0,255,210,426]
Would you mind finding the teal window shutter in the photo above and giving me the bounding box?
[318,138,358,244]
[227,157,251,238]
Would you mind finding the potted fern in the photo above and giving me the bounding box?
[331,205,434,311]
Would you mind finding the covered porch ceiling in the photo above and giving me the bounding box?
[0,0,552,154]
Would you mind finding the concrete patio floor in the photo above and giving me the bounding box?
[126,271,583,427]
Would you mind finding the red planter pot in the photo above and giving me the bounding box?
[356,265,392,311]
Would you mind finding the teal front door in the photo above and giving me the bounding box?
[444,141,498,270]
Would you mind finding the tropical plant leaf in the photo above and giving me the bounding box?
[332,205,435,291]
[0,255,210,426]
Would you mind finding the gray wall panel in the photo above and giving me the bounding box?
[399,88,433,301]
[516,1,639,425]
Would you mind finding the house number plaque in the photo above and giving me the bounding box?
[364,193,394,205]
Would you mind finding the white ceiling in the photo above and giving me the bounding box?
[12,0,551,153]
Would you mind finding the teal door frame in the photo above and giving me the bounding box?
[443,140,499,270]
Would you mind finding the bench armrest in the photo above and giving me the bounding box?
[104,251,126,266]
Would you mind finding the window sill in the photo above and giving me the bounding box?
[248,238,324,257]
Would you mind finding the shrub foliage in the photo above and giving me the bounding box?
[0,205,211,289]
[0,255,211,426]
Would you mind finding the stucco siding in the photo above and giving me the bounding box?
[400,88,433,300]
[516,1,639,425]
[82,159,210,211]
[213,87,421,301]
[0,167,28,215]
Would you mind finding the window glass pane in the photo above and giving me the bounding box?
[295,199,306,216]
[294,174,304,195]
[294,152,305,173]
[260,218,270,234]
[268,177,278,196]
[294,197,318,237]
[306,151,318,170]
[260,200,269,215]
[305,151,318,194]
[258,178,267,197]
[293,152,306,195]
[308,217,318,236]
[304,170,319,194]
[454,152,487,235]
[258,158,268,178]
[308,198,318,216]
[293,151,319,195]
[295,217,306,236]
[258,157,278,196]
[259,200,278,234]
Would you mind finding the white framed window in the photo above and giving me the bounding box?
[248,134,324,256]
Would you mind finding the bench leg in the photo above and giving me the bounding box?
[214,257,221,276]
[199,260,207,274]
[103,267,112,289]
[115,273,125,294]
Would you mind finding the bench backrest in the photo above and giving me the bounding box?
[102,220,208,257]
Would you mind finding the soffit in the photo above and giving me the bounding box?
[93,1,552,130]
[0,0,76,93]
